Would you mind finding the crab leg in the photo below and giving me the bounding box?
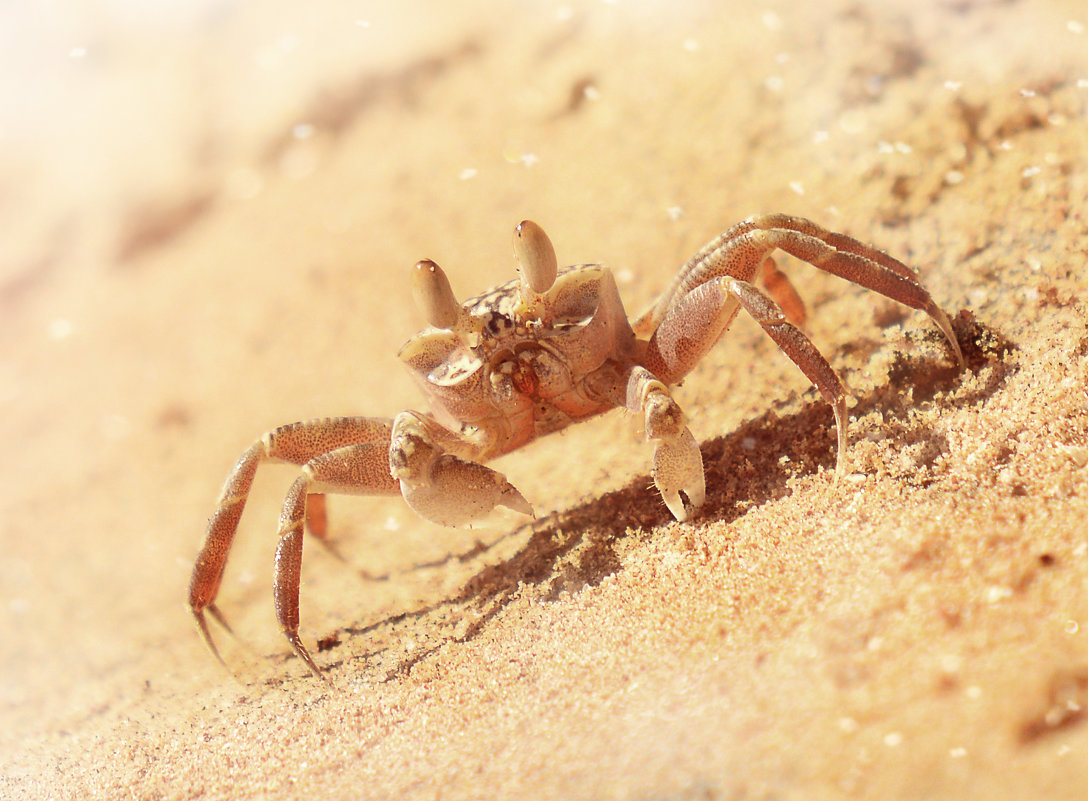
[728,279,850,469]
[273,441,401,679]
[635,214,962,366]
[759,255,807,326]
[189,416,393,665]
[645,276,849,473]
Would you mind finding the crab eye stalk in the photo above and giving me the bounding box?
[412,259,461,329]
[513,220,557,294]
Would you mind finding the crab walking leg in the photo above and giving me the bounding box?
[759,255,807,327]
[635,215,963,367]
[189,416,393,663]
[646,276,849,470]
[274,442,401,679]
[671,215,925,296]
[644,278,744,386]
[626,367,706,521]
[752,227,961,365]
[389,412,534,527]
[640,214,923,326]
[727,279,851,470]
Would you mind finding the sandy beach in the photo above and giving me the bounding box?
[3,1,1087,798]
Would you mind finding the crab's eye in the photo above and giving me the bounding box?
[513,220,557,294]
[412,259,460,329]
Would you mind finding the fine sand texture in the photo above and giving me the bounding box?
[3,1,1088,799]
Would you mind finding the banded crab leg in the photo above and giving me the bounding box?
[189,416,395,667]
[628,270,854,519]
[642,275,851,481]
[634,213,963,367]
[273,439,401,680]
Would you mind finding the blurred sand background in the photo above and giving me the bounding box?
[3,1,1088,798]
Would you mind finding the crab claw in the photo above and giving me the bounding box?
[627,367,707,521]
[651,426,706,521]
[400,454,533,527]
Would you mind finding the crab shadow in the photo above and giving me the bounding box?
[330,311,1012,680]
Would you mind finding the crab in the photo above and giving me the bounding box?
[189,214,963,679]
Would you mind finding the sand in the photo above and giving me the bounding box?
[3,1,1087,798]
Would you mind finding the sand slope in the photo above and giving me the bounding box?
[3,1,1087,798]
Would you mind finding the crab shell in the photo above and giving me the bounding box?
[397,263,642,460]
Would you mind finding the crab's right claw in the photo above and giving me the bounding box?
[391,411,534,527]
[651,426,706,521]
[400,454,533,527]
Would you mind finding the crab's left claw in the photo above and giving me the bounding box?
[627,367,706,521]
[650,425,706,521]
